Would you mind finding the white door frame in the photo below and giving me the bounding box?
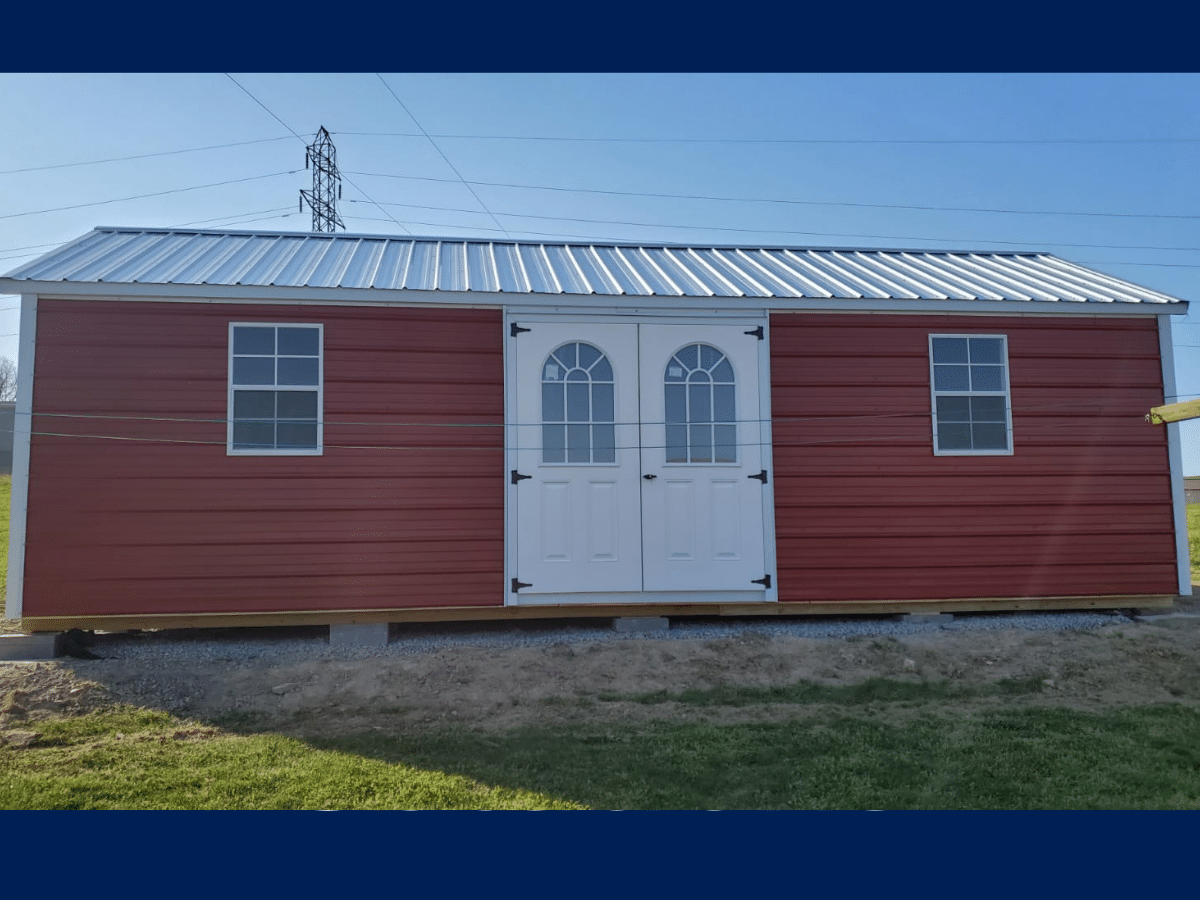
[503,310,777,606]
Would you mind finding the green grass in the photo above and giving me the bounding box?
[1189,503,1200,583]
[4,695,1200,809]
[0,473,9,599]
[0,708,583,810]
[595,674,1047,707]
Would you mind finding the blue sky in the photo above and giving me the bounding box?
[2,72,1197,473]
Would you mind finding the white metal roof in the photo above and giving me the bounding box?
[0,226,1187,307]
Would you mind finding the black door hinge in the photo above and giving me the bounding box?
[510,323,531,337]
[511,470,532,485]
[748,470,768,484]
[511,577,532,593]
[751,574,772,589]
[744,325,764,340]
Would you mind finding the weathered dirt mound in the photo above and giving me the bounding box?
[3,600,1200,737]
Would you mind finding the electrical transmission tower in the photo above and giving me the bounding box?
[300,126,345,232]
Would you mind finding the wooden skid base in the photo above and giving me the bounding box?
[15,594,1177,634]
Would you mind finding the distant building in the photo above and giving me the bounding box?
[1186,476,1200,504]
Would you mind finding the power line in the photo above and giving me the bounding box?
[347,170,1200,221]
[374,75,509,238]
[337,131,1200,146]
[342,199,1200,252]
[0,171,302,221]
[169,207,297,228]
[0,138,295,176]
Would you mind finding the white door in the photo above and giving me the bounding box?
[513,324,642,593]
[639,325,766,592]
[511,320,767,598]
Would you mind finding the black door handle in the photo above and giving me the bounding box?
[643,473,656,480]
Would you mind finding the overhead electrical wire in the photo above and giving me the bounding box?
[0,171,302,221]
[340,198,1200,251]
[346,170,1200,221]
[223,73,413,237]
[335,131,1200,146]
[375,74,510,238]
[0,137,295,176]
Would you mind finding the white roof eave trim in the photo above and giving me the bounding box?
[1,278,1184,317]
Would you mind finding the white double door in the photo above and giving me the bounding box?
[512,321,768,598]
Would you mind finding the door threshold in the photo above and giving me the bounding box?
[510,590,771,606]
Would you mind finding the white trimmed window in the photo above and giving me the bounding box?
[541,342,616,464]
[929,334,1012,455]
[228,323,323,455]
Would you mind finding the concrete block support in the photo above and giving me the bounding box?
[0,632,62,661]
[329,623,389,648]
[613,616,670,633]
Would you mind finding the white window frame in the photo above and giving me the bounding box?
[227,322,324,456]
[928,333,1013,457]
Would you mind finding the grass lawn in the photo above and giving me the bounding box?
[0,473,8,599]
[1190,502,1200,584]
[3,688,1200,809]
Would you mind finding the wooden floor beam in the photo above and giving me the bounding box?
[14,594,1177,634]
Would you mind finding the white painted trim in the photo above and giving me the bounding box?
[502,314,517,609]
[2,280,1184,318]
[5,295,37,620]
[1159,315,1193,596]
[928,333,1015,457]
[226,322,324,456]
[757,319,779,602]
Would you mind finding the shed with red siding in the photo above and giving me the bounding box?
[0,228,1191,631]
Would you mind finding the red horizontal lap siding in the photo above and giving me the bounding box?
[22,300,505,617]
[769,312,1178,603]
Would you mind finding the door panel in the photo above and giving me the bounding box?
[639,325,766,592]
[514,324,642,593]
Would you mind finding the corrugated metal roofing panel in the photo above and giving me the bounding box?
[897,252,1007,301]
[691,248,766,296]
[491,243,528,293]
[566,246,621,295]
[336,238,386,289]
[0,227,1187,308]
[404,241,439,291]
[644,247,713,297]
[782,250,865,298]
[464,242,500,293]
[518,243,560,294]
[542,244,589,294]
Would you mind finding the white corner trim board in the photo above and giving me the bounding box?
[5,295,38,619]
[1159,314,1193,597]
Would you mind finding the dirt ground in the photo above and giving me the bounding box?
[3,597,1200,740]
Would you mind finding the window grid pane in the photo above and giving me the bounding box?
[664,343,736,465]
[230,324,321,453]
[931,334,1010,454]
[540,342,615,465]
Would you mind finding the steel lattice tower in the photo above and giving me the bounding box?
[300,126,345,232]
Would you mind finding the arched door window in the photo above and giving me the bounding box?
[664,343,736,464]
[542,342,616,464]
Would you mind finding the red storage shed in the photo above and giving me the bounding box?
[0,227,1192,631]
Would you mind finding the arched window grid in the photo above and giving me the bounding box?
[541,341,616,464]
[664,343,737,465]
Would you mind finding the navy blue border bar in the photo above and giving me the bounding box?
[6,3,1195,74]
